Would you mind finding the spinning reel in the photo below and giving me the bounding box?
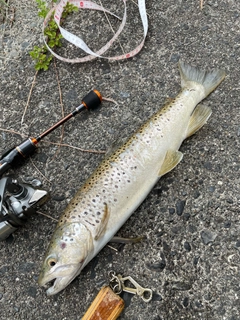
[0,90,102,240]
[0,177,48,240]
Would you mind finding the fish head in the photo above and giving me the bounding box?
[38,222,93,295]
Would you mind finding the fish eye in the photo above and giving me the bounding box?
[47,258,57,267]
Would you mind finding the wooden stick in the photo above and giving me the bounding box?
[82,286,124,320]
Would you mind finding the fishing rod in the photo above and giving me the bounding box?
[0,89,102,176]
[0,89,102,240]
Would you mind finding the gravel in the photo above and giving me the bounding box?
[0,1,240,319]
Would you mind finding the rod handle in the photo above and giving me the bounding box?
[82,89,102,110]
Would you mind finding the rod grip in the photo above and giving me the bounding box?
[82,90,102,110]
[0,139,37,176]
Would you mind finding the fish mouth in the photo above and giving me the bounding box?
[38,264,81,296]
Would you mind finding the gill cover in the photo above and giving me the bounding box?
[38,222,93,295]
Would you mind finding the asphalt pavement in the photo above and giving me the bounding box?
[0,1,239,319]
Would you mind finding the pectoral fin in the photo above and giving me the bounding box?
[186,104,212,138]
[159,150,183,176]
[94,203,110,240]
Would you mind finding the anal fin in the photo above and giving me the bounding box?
[159,150,183,177]
[186,104,212,138]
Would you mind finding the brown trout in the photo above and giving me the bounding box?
[38,61,225,295]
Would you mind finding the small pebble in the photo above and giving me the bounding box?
[146,260,166,271]
[52,195,66,201]
[204,292,212,301]
[193,256,200,265]
[170,53,180,63]
[183,212,190,221]
[28,286,37,298]
[224,221,231,228]
[184,241,191,252]
[120,91,130,98]
[200,229,217,245]
[13,306,20,313]
[201,25,209,31]
[209,186,215,192]
[172,281,192,291]
[193,190,200,198]
[183,296,189,307]
[176,199,186,216]
[21,41,30,49]
[171,226,180,234]
[204,162,212,170]
[235,240,240,248]
[195,300,204,308]
[156,231,164,237]
[169,207,175,214]
[188,224,197,233]
[152,292,162,301]
[0,266,8,275]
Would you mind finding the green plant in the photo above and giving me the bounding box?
[30,0,78,71]
[0,0,8,23]
[35,0,53,18]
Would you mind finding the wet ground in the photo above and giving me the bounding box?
[0,1,239,319]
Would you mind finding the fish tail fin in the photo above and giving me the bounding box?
[179,61,225,97]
